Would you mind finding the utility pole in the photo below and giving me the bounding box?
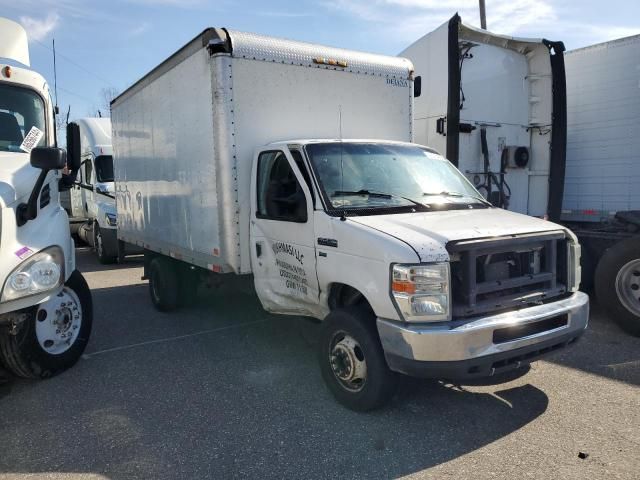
[479,0,487,29]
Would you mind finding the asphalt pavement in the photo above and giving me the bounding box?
[0,247,638,479]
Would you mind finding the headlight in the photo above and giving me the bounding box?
[391,263,450,322]
[1,246,65,302]
[105,212,117,227]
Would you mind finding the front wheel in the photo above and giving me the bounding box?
[318,307,398,411]
[94,224,117,264]
[0,270,93,378]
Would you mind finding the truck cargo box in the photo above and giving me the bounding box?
[112,29,414,274]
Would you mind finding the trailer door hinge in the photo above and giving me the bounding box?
[436,117,447,136]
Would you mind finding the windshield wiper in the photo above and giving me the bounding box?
[423,191,492,206]
[333,190,429,209]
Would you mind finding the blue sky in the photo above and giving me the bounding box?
[2,0,639,121]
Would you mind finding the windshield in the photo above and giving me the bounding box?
[0,83,46,152]
[305,142,486,213]
[95,155,114,182]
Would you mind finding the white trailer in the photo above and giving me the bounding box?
[0,18,92,380]
[113,28,588,410]
[65,117,140,263]
[562,35,640,335]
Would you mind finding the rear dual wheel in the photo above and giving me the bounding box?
[148,256,199,312]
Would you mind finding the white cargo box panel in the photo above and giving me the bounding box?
[112,29,414,274]
[401,15,566,221]
[562,34,640,222]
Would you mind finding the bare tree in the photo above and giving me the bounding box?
[99,87,119,117]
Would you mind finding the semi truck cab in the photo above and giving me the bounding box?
[0,18,92,379]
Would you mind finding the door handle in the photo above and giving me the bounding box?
[255,242,263,258]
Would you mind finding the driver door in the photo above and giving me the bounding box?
[250,148,320,315]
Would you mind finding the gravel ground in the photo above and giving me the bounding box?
[0,247,638,479]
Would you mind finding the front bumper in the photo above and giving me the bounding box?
[378,291,589,379]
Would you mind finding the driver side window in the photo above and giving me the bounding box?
[256,151,307,223]
[83,159,93,186]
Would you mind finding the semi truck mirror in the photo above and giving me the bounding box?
[66,122,82,171]
[414,76,422,98]
[17,147,66,226]
[30,147,67,170]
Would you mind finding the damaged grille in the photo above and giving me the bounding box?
[448,231,569,318]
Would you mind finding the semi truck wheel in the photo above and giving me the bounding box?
[595,237,640,336]
[318,307,397,411]
[0,270,93,378]
[149,257,180,312]
[94,224,117,264]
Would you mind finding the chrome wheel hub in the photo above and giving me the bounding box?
[615,259,640,316]
[330,334,367,392]
[35,287,83,355]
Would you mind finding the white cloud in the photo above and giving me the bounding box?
[20,12,60,42]
[322,0,635,50]
[129,21,151,37]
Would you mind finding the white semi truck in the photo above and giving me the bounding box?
[0,18,92,378]
[65,117,140,263]
[402,15,639,336]
[112,28,588,410]
[65,117,119,263]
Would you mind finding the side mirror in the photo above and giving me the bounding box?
[414,75,422,98]
[17,148,66,226]
[66,122,81,171]
[30,147,66,170]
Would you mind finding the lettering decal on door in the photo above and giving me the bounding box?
[271,242,308,295]
[276,258,308,295]
[272,242,304,265]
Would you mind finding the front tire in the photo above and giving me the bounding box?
[94,224,117,264]
[595,237,640,336]
[0,270,93,378]
[318,307,398,411]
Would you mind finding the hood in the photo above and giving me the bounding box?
[350,208,567,262]
[0,151,40,207]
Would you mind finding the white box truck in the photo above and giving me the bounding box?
[0,18,92,379]
[562,35,640,336]
[65,117,140,263]
[402,16,639,336]
[113,28,588,410]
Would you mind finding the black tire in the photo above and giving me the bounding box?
[318,307,398,411]
[595,237,640,336]
[117,240,126,264]
[149,256,180,312]
[0,270,93,378]
[94,223,117,265]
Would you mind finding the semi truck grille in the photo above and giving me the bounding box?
[448,231,569,318]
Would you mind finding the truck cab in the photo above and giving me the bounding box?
[248,140,588,409]
[0,18,92,379]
